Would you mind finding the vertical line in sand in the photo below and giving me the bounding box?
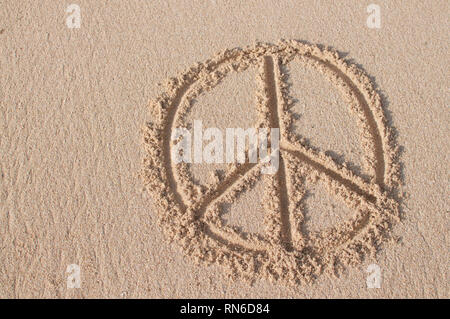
[263,56,293,251]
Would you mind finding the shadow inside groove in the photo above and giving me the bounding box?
[263,56,294,251]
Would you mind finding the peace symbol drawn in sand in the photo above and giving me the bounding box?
[143,40,401,284]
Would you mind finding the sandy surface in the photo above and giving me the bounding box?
[0,0,448,298]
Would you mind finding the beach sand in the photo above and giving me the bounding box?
[0,0,448,298]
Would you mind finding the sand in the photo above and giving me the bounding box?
[0,1,448,298]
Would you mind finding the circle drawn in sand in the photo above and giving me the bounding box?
[143,41,401,284]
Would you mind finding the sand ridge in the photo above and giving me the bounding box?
[142,40,402,284]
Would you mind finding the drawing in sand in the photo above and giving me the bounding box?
[142,40,402,284]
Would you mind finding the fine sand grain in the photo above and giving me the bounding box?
[0,0,448,298]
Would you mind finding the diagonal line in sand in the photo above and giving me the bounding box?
[193,162,258,219]
[280,140,376,203]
